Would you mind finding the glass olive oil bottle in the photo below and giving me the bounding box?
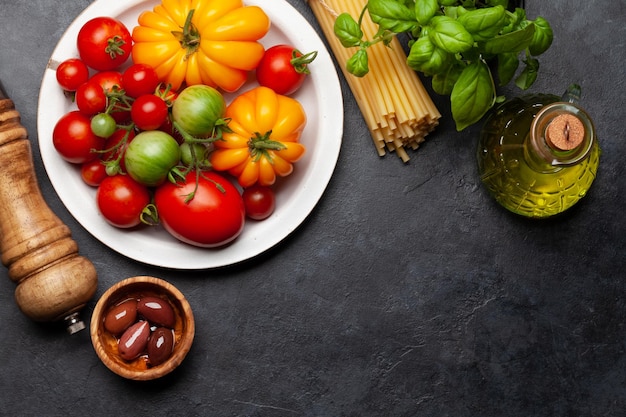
[477,85,600,218]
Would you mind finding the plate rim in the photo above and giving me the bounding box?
[36,0,344,269]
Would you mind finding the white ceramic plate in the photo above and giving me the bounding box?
[37,0,343,269]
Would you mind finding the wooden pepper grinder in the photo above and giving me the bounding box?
[0,81,97,334]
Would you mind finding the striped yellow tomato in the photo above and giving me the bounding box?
[209,86,307,188]
[131,0,270,92]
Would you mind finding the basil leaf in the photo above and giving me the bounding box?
[439,0,458,6]
[428,16,475,54]
[432,64,463,95]
[496,52,519,86]
[346,49,370,77]
[415,0,439,25]
[479,22,535,54]
[450,60,495,131]
[515,56,539,90]
[443,6,463,19]
[502,7,526,34]
[368,0,418,33]
[486,0,508,7]
[407,35,452,76]
[407,36,435,70]
[528,17,553,56]
[457,5,507,42]
[334,13,363,48]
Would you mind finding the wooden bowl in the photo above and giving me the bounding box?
[90,276,195,380]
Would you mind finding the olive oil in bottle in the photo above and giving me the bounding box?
[477,85,600,218]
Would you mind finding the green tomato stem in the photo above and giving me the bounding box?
[290,50,318,74]
[140,203,159,226]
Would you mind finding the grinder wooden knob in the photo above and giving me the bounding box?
[0,96,97,334]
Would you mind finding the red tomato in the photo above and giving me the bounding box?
[96,175,151,228]
[256,44,317,95]
[77,17,132,71]
[80,158,108,187]
[56,58,90,91]
[242,185,275,220]
[102,128,134,164]
[90,71,123,93]
[52,111,104,164]
[122,63,160,98]
[89,71,131,123]
[75,81,107,116]
[157,114,183,144]
[154,171,245,248]
[131,94,168,131]
[156,84,178,106]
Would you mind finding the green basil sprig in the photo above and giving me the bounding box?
[333,0,553,131]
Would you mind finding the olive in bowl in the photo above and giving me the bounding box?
[90,276,194,380]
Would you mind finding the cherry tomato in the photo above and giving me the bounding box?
[90,113,117,138]
[131,94,168,131]
[179,142,209,168]
[256,44,317,95]
[96,175,151,228]
[80,158,108,187]
[122,63,160,98]
[156,84,178,106]
[90,71,123,94]
[52,111,104,164]
[154,171,245,248]
[75,81,107,116]
[242,185,276,220]
[88,71,131,123]
[56,58,90,91]
[157,114,183,144]
[102,128,135,173]
[77,17,132,71]
[87,71,130,123]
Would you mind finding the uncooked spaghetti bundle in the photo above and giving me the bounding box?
[308,0,441,162]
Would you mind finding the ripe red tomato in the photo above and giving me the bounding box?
[77,17,132,71]
[156,84,178,106]
[89,71,124,93]
[52,111,104,164]
[102,128,135,172]
[122,63,160,98]
[80,158,108,187]
[90,71,131,123]
[56,58,90,91]
[256,44,317,95]
[75,81,107,116]
[156,114,183,143]
[242,185,275,220]
[96,175,151,228]
[154,171,245,248]
[131,94,169,131]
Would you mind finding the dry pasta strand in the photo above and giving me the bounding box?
[308,0,440,162]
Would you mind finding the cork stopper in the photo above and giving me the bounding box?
[546,113,585,151]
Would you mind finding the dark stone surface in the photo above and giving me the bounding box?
[1,1,624,416]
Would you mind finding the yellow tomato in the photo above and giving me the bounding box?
[131,0,270,92]
[210,86,307,188]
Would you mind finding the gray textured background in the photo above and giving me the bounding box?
[1,0,625,416]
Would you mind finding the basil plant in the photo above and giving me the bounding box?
[334,0,554,131]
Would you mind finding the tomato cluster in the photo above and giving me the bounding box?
[52,8,316,249]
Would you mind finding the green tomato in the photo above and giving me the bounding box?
[90,113,117,138]
[172,84,226,137]
[124,130,181,187]
[180,142,209,168]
